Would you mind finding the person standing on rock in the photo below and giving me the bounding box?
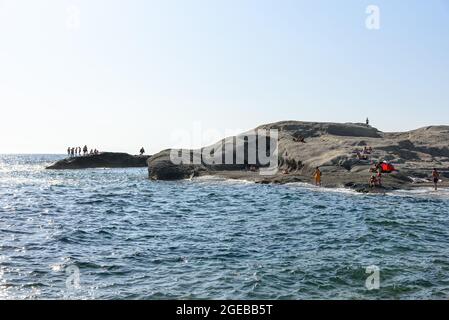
[432,168,440,191]
[67,147,71,157]
[140,147,145,155]
[83,145,88,156]
[375,166,383,187]
[313,167,322,186]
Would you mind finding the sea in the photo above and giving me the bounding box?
[1,154,448,299]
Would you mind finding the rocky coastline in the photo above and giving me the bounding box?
[45,121,449,193]
[147,121,449,193]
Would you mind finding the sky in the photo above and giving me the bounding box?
[1,0,449,154]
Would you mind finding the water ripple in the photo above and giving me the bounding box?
[1,155,449,299]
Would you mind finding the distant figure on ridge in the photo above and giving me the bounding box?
[83,145,88,156]
[366,117,369,126]
[71,147,75,157]
[67,147,71,157]
[313,167,322,186]
[432,168,440,191]
[140,147,145,155]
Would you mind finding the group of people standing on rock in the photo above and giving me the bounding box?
[67,145,99,157]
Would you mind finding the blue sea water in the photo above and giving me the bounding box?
[0,154,449,300]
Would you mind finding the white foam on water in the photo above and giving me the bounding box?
[192,175,255,185]
[390,187,449,199]
[193,176,363,195]
[189,175,449,199]
[284,182,361,196]
[192,175,225,181]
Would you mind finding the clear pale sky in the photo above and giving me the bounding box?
[1,0,448,154]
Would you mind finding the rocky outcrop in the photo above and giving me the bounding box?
[147,121,449,192]
[147,149,206,180]
[147,130,277,180]
[46,152,151,169]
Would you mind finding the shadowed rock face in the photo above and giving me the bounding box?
[147,132,278,180]
[147,121,449,190]
[146,150,205,180]
[46,152,151,169]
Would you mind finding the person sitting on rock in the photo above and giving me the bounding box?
[356,151,367,160]
[293,135,306,143]
[313,167,322,186]
[140,147,145,155]
[363,146,371,155]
